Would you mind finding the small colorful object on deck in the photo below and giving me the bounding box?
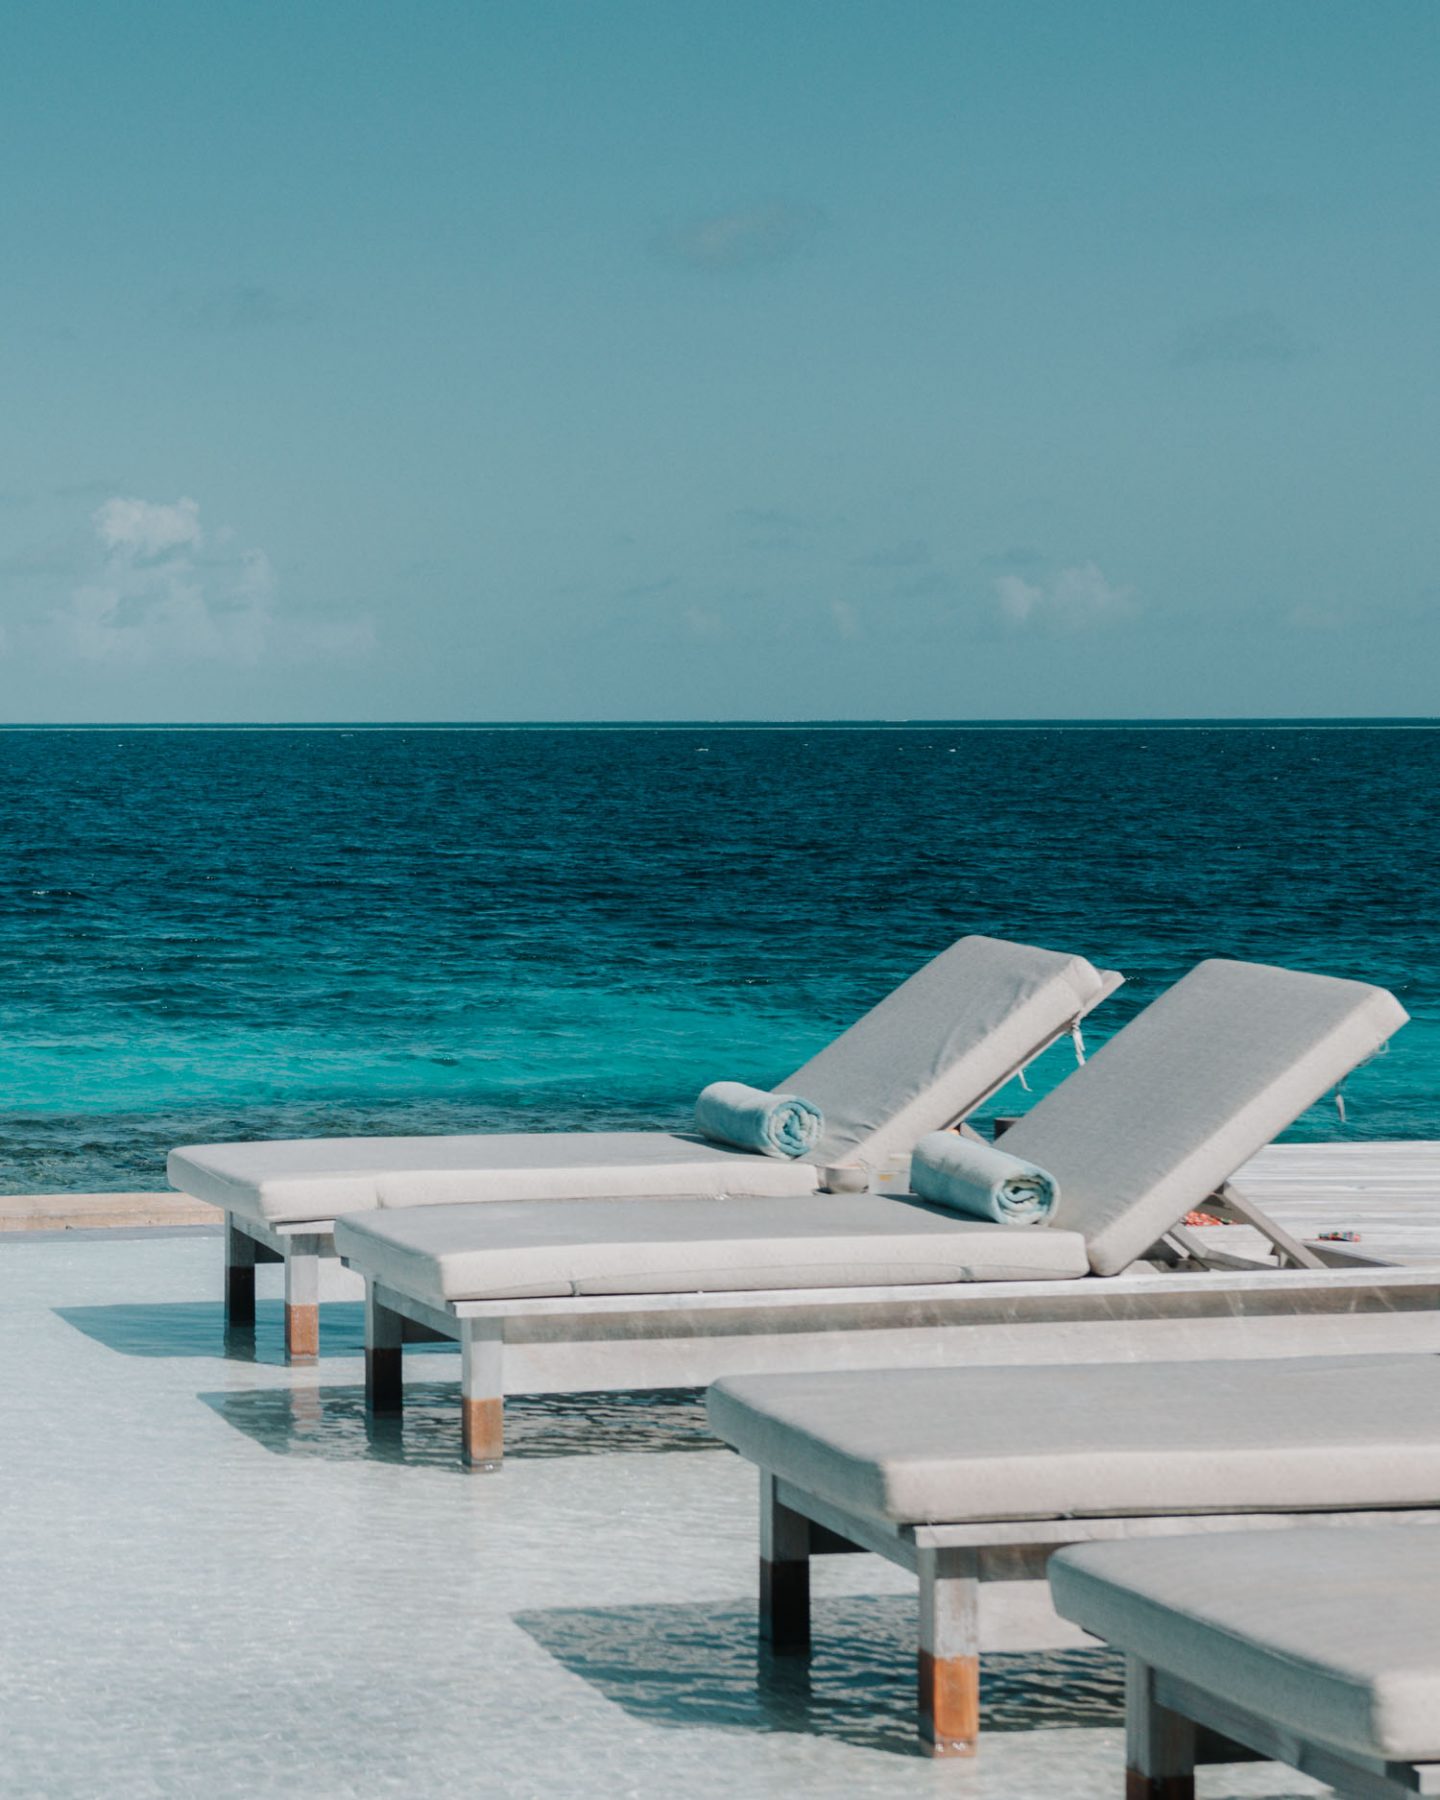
[1319,1228,1362,1242]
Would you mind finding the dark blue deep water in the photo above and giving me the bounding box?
[1,725,1434,1193]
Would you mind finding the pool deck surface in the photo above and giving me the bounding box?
[6,1144,1439,1796]
[0,1191,221,1231]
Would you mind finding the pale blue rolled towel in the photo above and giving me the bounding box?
[694,1081,823,1160]
[909,1130,1059,1226]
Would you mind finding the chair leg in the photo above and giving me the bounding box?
[758,1472,811,1654]
[1125,1656,1196,1799]
[917,1547,980,1758]
[364,1283,404,1413]
[283,1236,322,1363]
[224,1215,256,1328]
[460,1321,504,1471]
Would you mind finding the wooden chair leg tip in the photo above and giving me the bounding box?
[918,1650,980,1756]
[461,1397,504,1471]
[285,1305,320,1362]
[923,1735,978,1759]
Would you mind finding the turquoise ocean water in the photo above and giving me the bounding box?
[0,724,1434,1193]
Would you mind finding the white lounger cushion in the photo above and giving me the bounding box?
[1051,1526,1440,1762]
[789,936,1111,1166]
[168,1131,821,1225]
[1002,959,1408,1275]
[170,935,1114,1226]
[706,1354,1440,1525]
[333,1192,1090,1303]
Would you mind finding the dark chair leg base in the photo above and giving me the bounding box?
[759,1557,811,1655]
[1126,1771,1195,1800]
[365,1345,404,1413]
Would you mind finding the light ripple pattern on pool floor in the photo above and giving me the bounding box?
[4,1230,1326,1798]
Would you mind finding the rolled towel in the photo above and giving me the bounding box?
[909,1130,1059,1226]
[694,1081,823,1160]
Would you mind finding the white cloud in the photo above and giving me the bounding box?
[994,573,1042,624]
[994,562,1137,632]
[94,495,203,561]
[53,495,373,666]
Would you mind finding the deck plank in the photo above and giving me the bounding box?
[1224,1141,1440,1265]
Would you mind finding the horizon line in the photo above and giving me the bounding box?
[0,715,1437,733]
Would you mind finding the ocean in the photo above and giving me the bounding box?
[1,724,1434,1194]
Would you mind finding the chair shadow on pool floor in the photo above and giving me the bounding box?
[514,1595,1125,1756]
[55,1300,369,1362]
[199,1381,722,1469]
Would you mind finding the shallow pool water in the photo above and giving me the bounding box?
[0,1229,1328,1798]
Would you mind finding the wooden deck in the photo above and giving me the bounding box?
[0,1190,221,1232]
[1221,1140,1440,1266]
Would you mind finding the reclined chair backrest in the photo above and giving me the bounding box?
[784,935,1117,1168]
[1001,959,1408,1276]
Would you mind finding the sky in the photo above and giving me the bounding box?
[0,0,1436,722]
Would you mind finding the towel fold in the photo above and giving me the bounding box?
[694,1081,822,1160]
[909,1130,1058,1226]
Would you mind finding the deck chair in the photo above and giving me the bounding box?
[1052,1525,1440,1798]
[333,957,1417,1471]
[710,1353,1440,1760]
[169,936,1117,1358]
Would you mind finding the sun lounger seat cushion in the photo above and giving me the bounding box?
[168,1131,822,1225]
[1000,959,1408,1275]
[706,1354,1440,1525]
[332,1192,1090,1303]
[1051,1526,1440,1762]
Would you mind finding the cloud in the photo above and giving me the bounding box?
[51,495,372,665]
[1171,310,1309,367]
[94,495,203,561]
[179,285,312,332]
[994,562,1138,632]
[655,201,826,272]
